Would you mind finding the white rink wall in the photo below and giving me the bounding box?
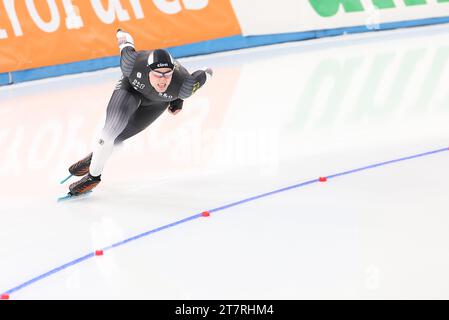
[231,0,449,35]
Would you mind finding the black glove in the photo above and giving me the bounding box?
[169,99,183,113]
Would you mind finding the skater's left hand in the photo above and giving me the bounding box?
[168,99,183,115]
[168,107,181,115]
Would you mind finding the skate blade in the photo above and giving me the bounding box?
[57,191,93,202]
[60,174,73,184]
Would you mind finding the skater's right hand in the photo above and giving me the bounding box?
[116,29,134,51]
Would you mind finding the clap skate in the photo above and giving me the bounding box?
[60,153,93,184]
[58,173,101,202]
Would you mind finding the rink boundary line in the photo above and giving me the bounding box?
[1,146,448,299]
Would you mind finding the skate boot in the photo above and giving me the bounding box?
[68,153,93,176]
[69,173,101,196]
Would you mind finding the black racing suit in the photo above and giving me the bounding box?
[88,46,210,177]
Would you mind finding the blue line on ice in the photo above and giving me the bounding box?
[2,146,448,298]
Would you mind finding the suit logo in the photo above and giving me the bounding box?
[192,82,201,95]
[158,92,173,99]
[132,79,145,90]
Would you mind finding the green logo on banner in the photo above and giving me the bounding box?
[309,0,449,17]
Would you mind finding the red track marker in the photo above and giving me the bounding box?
[319,177,327,182]
[95,250,103,256]
[202,211,210,217]
[1,294,10,300]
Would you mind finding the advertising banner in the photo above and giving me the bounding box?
[230,0,449,36]
[0,0,241,73]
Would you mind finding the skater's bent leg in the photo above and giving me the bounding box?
[114,103,168,144]
[90,89,141,177]
[89,139,114,177]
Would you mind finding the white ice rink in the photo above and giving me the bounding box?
[1,24,449,300]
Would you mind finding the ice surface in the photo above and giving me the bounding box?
[0,24,448,299]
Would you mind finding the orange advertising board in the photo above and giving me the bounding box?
[0,0,241,73]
